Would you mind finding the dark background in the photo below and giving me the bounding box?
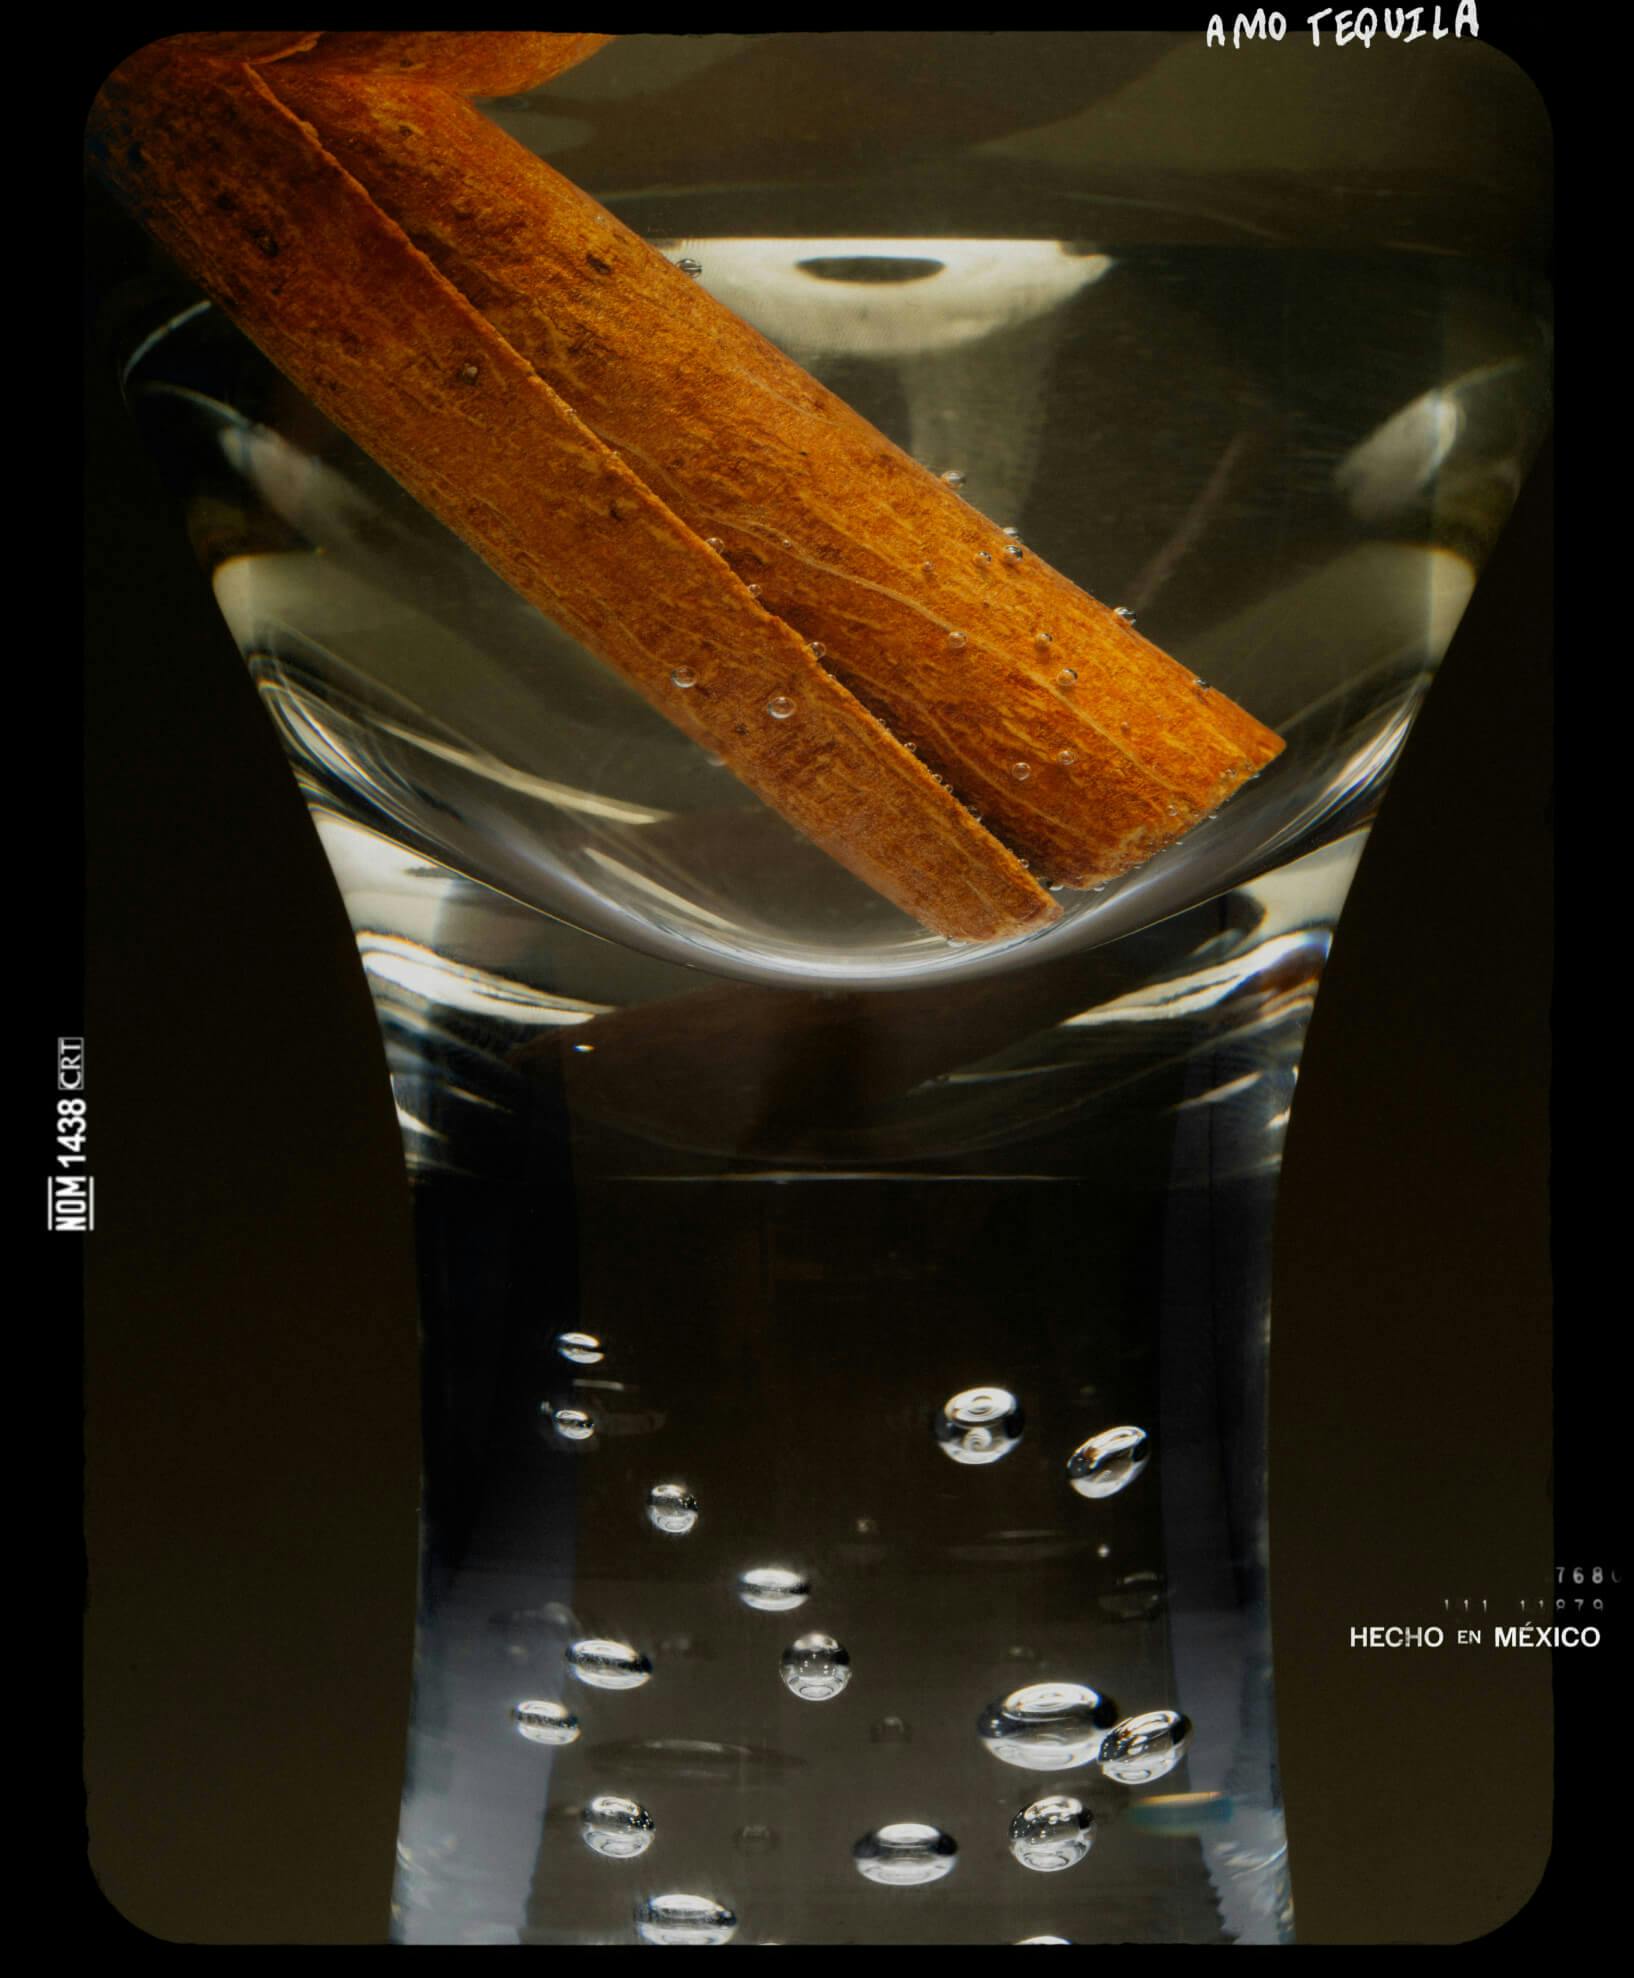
[78,35,1561,1949]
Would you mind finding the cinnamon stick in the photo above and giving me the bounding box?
[88,32,1283,936]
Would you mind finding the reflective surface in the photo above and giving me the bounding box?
[109,30,1550,1948]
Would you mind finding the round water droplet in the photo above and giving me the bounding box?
[1057,667,1078,686]
[766,693,796,720]
[738,1567,810,1613]
[704,536,725,553]
[1057,749,1078,768]
[780,1632,851,1701]
[1003,526,1023,540]
[635,1894,737,1946]
[935,1386,1023,1467]
[942,470,966,488]
[647,1483,699,1535]
[552,1406,595,1443]
[810,641,827,659]
[1017,1937,1075,1945]
[922,560,936,576]
[1067,1425,1151,1500]
[554,1330,603,1366]
[670,666,698,690]
[1011,762,1032,782]
[1099,1708,1192,1784]
[677,257,704,277]
[947,630,967,650]
[976,550,993,564]
[1034,630,1053,647]
[853,1822,958,1888]
[978,1681,1120,1771]
[870,1714,911,1744]
[734,1822,778,1855]
[1005,544,1025,561]
[1113,605,1137,624]
[583,1794,656,1860]
[1193,676,1211,695]
[1009,1796,1095,1873]
[746,582,763,598]
[568,1638,652,1690]
[513,1699,579,1746]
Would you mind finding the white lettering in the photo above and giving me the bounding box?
[1309,7,1333,42]
[1207,13,1227,44]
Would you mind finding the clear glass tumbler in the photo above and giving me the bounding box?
[94,30,1551,1947]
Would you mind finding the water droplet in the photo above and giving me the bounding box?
[647,1483,699,1535]
[810,641,827,659]
[738,1567,810,1613]
[853,1822,958,1887]
[583,1794,656,1859]
[670,666,698,690]
[766,693,796,720]
[1005,544,1025,562]
[1057,667,1077,686]
[780,537,793,549]
[976,551,993,564]
[942,470,966,488]
[572,1041,595,1055]
[978,1682,1120,1771]
[1119,720,1132,735]
[1017,1937,1075,1945]
[1068,1426,1150,1500]
[734,1822,778,1854]
[854,1515,879,1537]
[1057,749,1078,767]
[1010,1796,1096,1873]
[780,1632,851,1701]
[554,1330,603,1366]
[513,1699,579,1745]
[704,535,726,553]
[457,361,480,385]
[677,257,704,278]
[1003,526,1023,540]
[552,1406,595,1443]
[1193,676,1211,695]
[922,560,936,576]
[946,631,967,650]
[904,741,918,754]
[1114,605,1137,624]
[567,1638,652,1690]
[1034,630,1053,647]
[747,583,763,598]
[870,1715,912,1744]
[635,1894,737,1946]
[1096,1543,1112,1559]
[1099,1709,1192,1784]
[935,1386,1023,1466]
[1011,762,1032,783]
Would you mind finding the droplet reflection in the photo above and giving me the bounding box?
[1009,1796,1095,1872]
[979,1681,1120,1771]
[853,1821,958,1887]
[1067,1425,1150,1500]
